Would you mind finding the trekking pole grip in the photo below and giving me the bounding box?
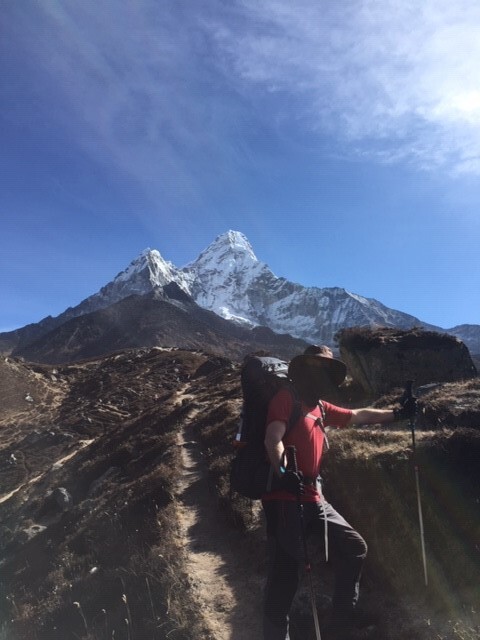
[404,379,417,445]
[405,380,413,398]
[287,445,298,473]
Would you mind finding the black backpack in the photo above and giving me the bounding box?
[230,355,301,499]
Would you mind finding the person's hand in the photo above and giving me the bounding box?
[278,470,305,495]
[394,396,417,421]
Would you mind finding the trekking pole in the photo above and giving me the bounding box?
[286,445,322,640]
[404,381,428,587]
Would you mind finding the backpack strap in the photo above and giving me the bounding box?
[304,401,329,450]
[284,390,327,440]
[285,385,302,435]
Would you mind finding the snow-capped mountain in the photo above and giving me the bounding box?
[82,248,191,309]
[182,231,273,325]
[181,231,436,344]
[1,230,479,355]
[95,230,429,344]
[86,231,428,344]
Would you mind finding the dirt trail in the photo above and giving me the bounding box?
[173,390,263,640]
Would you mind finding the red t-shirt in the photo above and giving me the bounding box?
[263,388,352,503]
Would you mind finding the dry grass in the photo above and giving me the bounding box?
[336,326,460,350]
[0,349,214,640]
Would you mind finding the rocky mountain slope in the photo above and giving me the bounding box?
[8,284,308,365]
[2,231,479,358]
[1,348,479,640]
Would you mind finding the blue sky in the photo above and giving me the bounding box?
[2,0,480,333]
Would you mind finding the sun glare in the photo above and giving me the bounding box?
[451,91,480,122]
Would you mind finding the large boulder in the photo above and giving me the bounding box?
[337,327,477,396]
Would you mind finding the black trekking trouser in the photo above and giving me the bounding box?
[262,499,368,640]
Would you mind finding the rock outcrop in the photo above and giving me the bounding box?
[337,327,477,396]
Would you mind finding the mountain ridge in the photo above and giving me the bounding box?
[9,286,308,364]
[1,230,479,356]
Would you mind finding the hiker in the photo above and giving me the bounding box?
[262,345,416,640]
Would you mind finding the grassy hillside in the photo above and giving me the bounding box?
[0,350,478,639]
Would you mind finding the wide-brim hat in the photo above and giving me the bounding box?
[288,345,347,387]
